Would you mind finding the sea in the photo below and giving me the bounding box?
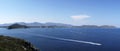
[0,28,120,51]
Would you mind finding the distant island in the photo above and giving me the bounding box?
[73,25,116,29]
[7,23,29,29]
[0,22,117,29]
[0,35,39,51]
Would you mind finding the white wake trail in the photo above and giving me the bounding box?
[69,31,83,34]
[31,34,102,46]
[19,32,102,46]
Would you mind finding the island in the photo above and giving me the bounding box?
[73,25,116,29]
[0,35,39,51]
[7,23,29,29]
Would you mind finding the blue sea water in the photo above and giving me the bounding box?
[0,28,120,51]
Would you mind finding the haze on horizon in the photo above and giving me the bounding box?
[0,0,119,27]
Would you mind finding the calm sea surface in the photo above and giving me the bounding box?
[0,28,120,51]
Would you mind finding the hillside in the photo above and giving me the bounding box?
[0,35,39,51]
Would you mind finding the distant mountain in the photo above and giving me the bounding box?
[0,22,73,27]
[73,25,116,28]
[0,22,117,28]
[0,24,11,26]
[100,25,116,28]
[17,22,44,26]
[44,22,72,26]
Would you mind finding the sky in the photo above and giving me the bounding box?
[0,0,120,27]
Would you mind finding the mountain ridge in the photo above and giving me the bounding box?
[0,22,117,28]
[0,22,73,27]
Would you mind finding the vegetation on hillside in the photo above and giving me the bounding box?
[0,35,39,51]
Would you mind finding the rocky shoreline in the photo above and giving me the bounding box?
[0,35,39,51]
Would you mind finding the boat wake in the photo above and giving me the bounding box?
[30,34,101,46]
[19,32,102,46]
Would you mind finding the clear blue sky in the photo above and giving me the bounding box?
[0,0,119,27]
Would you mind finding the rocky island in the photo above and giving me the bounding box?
[0,35,39,51]
[7,23,29,29]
